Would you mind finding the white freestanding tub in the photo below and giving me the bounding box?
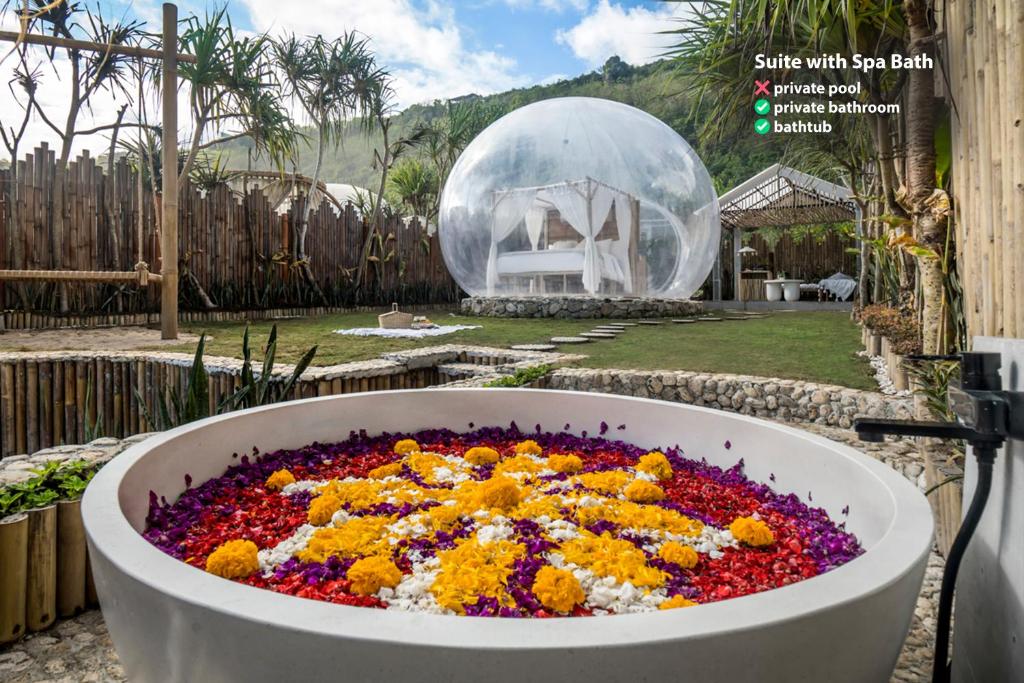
[82,389,932,683]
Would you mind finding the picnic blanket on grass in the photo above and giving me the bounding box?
[334,325,480,339]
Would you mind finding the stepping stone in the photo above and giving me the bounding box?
[550,336,591,344]
[606,322,637,327]
[723,316,748,321]
[592,327,623,333]
[697,316,723,322]
[672,319,697,324]
[579,332,617,339]
[510,344,558,352]
[637,320,664,325]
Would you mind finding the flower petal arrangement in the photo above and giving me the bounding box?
[144,424,863,617]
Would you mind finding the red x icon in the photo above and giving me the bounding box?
[754,80,771,96]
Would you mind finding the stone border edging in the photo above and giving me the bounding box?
[461,296,703,319]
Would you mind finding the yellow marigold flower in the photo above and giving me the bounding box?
[514,439,543,456]
[658,542,699,569]
[636,451,673,481]
[394,439,421,455]
[659,595,698,610]
[307,493,343,525]
[426,504,462,531]
[297,517,393,563]
[624,479,665,503]
[475,476,521,511]
[367,462,403,479]
[431,538,525,613]
[576,470,632,495]
[547,453,583,474]
[464,446,501,466]
[264,469,296,491]
[729,516,775,547]
[559,535,666,588]
[532,566,585,613]
[347,555,403,596]
[205,539,259,579]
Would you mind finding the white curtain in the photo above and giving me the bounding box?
[486,191,538,294]
[613,193,634,293]
[525,204,547,251]
[548,183,615,294]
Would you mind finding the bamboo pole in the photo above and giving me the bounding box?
[0,30,196,63]
[57,500,87,617]
[0,513,28,644]
[26,505,57,632]
[161,2,179,340]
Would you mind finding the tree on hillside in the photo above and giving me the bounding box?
[602,55,631,83]
[274,32,382,298]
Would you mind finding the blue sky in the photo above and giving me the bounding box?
[1,1,686,155]
[99,0,685,103]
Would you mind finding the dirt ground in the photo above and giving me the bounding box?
[0,326,201,352]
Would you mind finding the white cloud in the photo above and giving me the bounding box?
[239,0,530,107]
[555,0,684,68]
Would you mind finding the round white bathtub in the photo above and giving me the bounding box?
[82,389,932,683]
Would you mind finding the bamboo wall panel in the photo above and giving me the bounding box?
[946,0,1023,340]
[0,145,459,315]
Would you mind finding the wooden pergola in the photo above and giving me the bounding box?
[712,164,861,301]
[0,3,192,339]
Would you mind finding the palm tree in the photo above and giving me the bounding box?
[273,32,380,297]
[668,0,953,353]
[388,157,439,221]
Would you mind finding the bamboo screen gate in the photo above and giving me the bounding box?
[946,0,1023,340]
[0,144,459,314]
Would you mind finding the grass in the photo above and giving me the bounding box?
[146,308,874,390]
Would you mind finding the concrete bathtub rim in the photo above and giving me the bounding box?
[82,388,934,652]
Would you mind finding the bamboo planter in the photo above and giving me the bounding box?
[0,512,28,644]
[57,499,87,617]
[26,505,57,632]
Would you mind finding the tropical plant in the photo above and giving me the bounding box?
[135,334,213,430]
[485,365,553,388]
[388,157,439,221]
[228,324,318,410]
[0,460,100,517]
[273,32,382,297]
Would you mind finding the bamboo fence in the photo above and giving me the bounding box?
[946,0,1023,340]
[0,144,459,315]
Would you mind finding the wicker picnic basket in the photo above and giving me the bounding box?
[378,303,414,329]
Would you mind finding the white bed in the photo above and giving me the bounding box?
[496,244,627,289]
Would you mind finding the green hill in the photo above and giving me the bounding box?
[209,59,782,195]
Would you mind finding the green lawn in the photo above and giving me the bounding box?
[150,309,874,390]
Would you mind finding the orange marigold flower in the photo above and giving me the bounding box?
[532,566,585,613]
[464,446,501,466]
[636,451,673,481]
[547,453,583,474]
[205,539,259,579]
[394,439,421,455]
[624,479,665,503]
[659,595,698,610]
[658,542,699,569]
[729,516,775,547]
[367,462,403,479]
[475,476,521,511]
[265,469,296,491]
[514,439,542,456]
[347,555,403,596]
[308,493,343,525]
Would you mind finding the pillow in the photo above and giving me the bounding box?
[549,239,579,250]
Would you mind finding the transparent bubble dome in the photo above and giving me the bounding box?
[438,97,720,300]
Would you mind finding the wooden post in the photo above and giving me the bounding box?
[56,500,87,617]
[0,513,28,644]
[26,505,57,632]
[161,2,179,340]
[733,226,743,303]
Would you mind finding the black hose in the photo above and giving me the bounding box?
[932,445,996,683]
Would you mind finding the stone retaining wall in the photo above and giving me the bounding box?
[461,296,703,319]
[542,368,913,427]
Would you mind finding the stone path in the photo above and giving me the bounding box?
[0,327,200,352]
[0,424,940,682]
